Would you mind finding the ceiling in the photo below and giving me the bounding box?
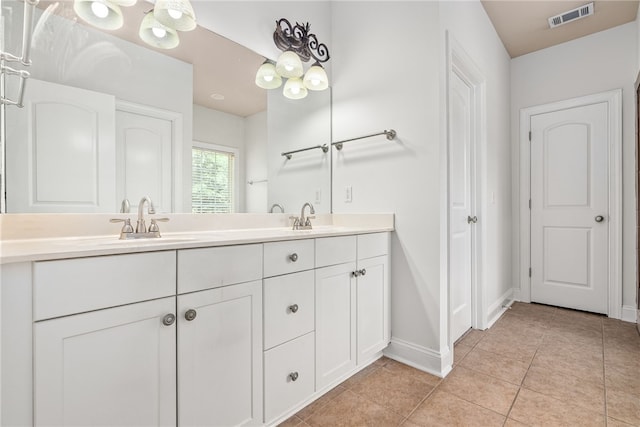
[481,0,639,58]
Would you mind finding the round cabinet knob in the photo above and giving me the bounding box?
[184,309,197,321]
[289,372,299,382]
[595,215,605,223]
[289,253,298,262]
[289,304,299,313]
[352,270,360,277]
[162,313,176,326]
[360,268,367,276]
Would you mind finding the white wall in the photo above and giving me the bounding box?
[245,111,269,213]
[192,105,247,212]
[331,1,510,375]
[511,23,638,317]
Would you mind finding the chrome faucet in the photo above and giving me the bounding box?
[270,203,285,213]
[120,198,130,213]
[136,196,156,233]
[290,202,315,230]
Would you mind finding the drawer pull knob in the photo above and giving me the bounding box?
[289,253,298,262]
[360,268,366,276]
[184,309,197,321]
[289,372,299,382]
[162,313,176,326]
[289,304,299,313]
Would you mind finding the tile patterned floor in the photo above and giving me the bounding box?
[278,302,640,427]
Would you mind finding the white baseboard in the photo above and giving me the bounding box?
[486,288,515,329]
[621,305,638,323]
[384,337,451,378]
[512,287,529,303]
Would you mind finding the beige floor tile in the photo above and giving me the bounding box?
[305,390,405,427]
[382,359,442,387]
[407,390,505,427]
[606,388,640,426]
[459,347,530,385]
[493,311,553,334]
[509,388,605,427]
[607,417,635,427]
[349,367,436,417]
[455,328,486,347]
[604,347,640,371]
[278,415,304,427]
[509,302,557,318]
[522,365,605,413]
[605,363,640,396]
[475,332,540,363]
[531,345,604,384]
[439,366,519,415]
[339,364,379,390]
[504,419,529,427]
[453,343,473,366]
[296,385,346,420]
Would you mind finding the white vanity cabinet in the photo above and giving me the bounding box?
[177,244,264,427]
[315,233,390,390]
[32,252,178,426]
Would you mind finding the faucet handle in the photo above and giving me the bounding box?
[148,218,169,233]
[304,215,315,226]
[289,216,300,230]
[110,218,134,236]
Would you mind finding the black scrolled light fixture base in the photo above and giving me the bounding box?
[273,18,330,65]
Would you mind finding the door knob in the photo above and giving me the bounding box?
[595,215,605,223]
[467,216,478,224]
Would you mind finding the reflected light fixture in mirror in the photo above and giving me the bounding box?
[255,18,330,100]
[73,0,125,30]
[72,0,196,49]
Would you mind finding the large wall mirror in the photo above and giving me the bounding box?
[1,0,331,215]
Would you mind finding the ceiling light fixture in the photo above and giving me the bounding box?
[255,18,330,100]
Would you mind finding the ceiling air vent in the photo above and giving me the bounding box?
[548,2,594,29]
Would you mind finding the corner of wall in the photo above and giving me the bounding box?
[384,338,452,378]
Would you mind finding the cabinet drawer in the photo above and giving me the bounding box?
[34,251,176,321]
[357,233,389,259]
[263,240,314,277]
[177,244,262,293]
[264,332,315,423]
[264,270,314,350]
[316,235,356,268]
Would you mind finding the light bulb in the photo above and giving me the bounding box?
[303,64,329,91]
[168,8,183,19]
[263,75,274,82]
[276,51,304,78]
[290,86,300,95]
[91,1,109,18]
[152,27,167,38]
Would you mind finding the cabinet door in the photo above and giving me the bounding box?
[357,255,390,363]
[178,280,263,427]
[34,297,176,426]
[315,262,356,390]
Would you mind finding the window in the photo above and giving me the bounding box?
[192,142,238,213]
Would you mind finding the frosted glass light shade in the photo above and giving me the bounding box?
[255,61,282,89]
[303,64,329,91]
[73,0,123,30]
[275,50,303,78]
[154,0,197,31]
[112,0,136,6]
[283,77,308,100]
[139,12,179,49]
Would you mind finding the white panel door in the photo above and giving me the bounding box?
[449,71,474,342]
[5,79,116,212]
[356,255,389,363]
[531,102,609,314]
[34,297,176,426]
[116,108,173,213]
[177,280,263,427]
[315,262,356,390]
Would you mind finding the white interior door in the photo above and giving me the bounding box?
[5,79,116,212]
[116,107,173,213]
[530,102,609,314]
[449,70,475,343]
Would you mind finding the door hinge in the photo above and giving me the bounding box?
[529,267,532,278]
[528,131,532,141]
[529,199,531,209]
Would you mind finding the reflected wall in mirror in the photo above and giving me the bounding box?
[1,0,332,214]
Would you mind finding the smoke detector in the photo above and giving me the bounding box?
[548,3,594,28]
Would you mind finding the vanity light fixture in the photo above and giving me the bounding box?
[73,0,125,30]
[255,18,330,100]
[138,11,179,49]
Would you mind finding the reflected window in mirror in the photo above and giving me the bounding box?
[192,142,238,213]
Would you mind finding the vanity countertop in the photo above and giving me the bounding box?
[0,213,394,264]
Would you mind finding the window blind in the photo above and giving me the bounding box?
[192,146,235,213]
